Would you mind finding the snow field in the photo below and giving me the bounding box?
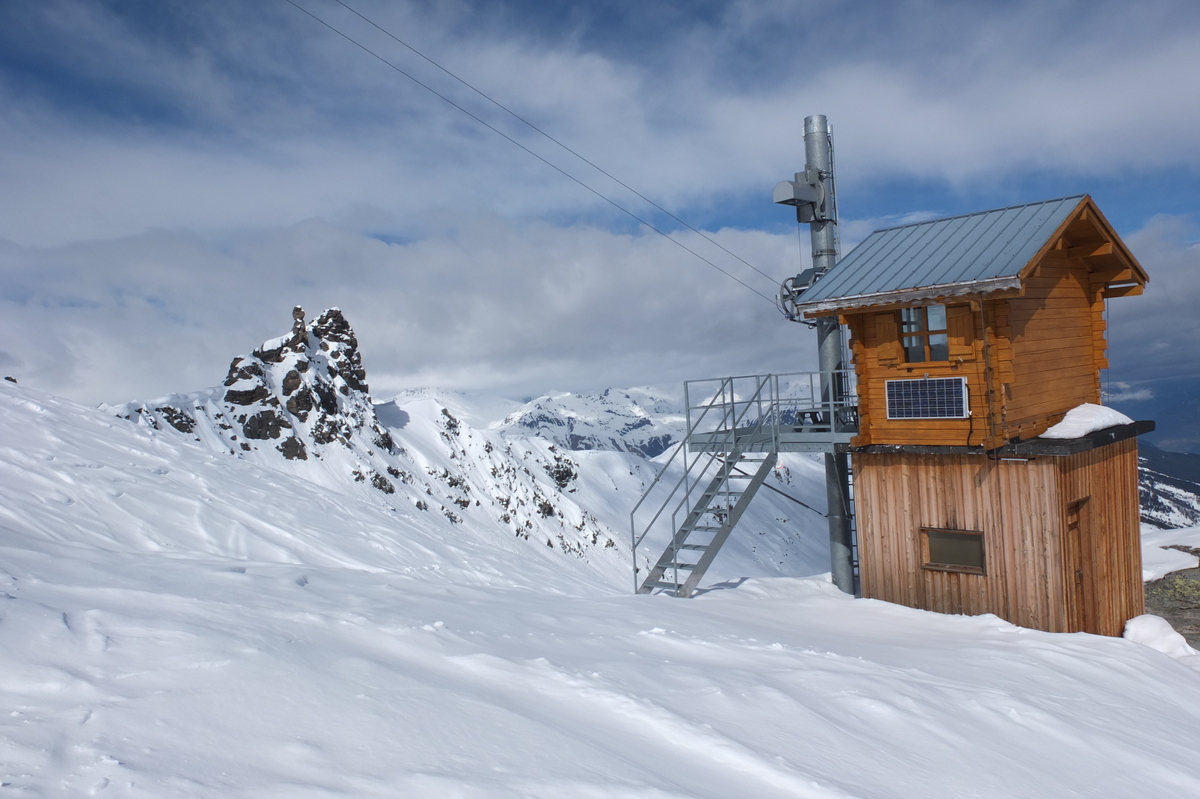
[4,381,1200,796]
[6,544,1200,797]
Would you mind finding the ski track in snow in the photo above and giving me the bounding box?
[4,380,1200,797]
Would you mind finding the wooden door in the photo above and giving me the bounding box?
[1064,498,1097,633]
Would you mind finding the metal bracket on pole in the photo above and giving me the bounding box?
[774,114,856,595]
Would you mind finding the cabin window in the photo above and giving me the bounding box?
[901,305,949,362]
[922,528,986,575]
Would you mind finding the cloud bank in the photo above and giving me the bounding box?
[0,0,1196,406]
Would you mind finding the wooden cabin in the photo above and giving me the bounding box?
[793,195,1151,636]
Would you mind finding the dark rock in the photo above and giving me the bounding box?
[156,406,196,433]
[243,410,291,440]
[255,307,309,363]
[255,343,286,364]
[311,309,356,346]
[546,457,577,490]
[289,306,308,349]
[223,359,264,387]
[343,367,368,393]
[371,472,395,494]
[278,437,308,460]
[225,385,270,406]
[282,369,302,396]
[313,383,339,415]
[286,387,313,420]
[312,418,341,445]
[3,376,16,383]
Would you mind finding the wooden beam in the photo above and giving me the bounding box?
[1102,284,1144,299]
[1090,267,1136,283]
[1067,241,1113,259]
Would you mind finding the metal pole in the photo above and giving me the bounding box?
[802,115,855,594]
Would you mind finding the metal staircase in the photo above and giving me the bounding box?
[631,371,857,597]
[638,449,777,597]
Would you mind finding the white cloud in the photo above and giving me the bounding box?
[3,1,1200,245]
[1108,214,1200,384]
[0,217,815,404]
[0,0,1197,405]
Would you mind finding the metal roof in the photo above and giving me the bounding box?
[795,195,1086,313]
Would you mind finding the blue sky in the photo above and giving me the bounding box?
[0,0,1197,446]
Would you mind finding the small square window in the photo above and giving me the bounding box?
[922,528,986,575]
[900,305,949,363]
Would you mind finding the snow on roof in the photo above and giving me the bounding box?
[1039,403,1134,439]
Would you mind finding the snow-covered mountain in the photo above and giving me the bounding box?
[1140,443,1200,529]
[102,307,631,572]
[496,387,685,458]
[103,307,830,582]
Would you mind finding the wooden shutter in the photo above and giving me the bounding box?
[875,312,901,364]
[947,304,974,359]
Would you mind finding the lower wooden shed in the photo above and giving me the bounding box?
[853,425,1150,636]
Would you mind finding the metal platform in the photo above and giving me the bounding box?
[630,371,858,596]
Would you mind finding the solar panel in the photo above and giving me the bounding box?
[885,377,968,419]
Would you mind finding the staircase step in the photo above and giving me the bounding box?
[644,581,685,591]
[677,543,708,551]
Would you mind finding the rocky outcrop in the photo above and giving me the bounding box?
[107,307,626,565]
[113,306,397,476]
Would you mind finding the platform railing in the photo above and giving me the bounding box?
[684,370,859,451]
[629,374,773,592]
[629,370,858,593]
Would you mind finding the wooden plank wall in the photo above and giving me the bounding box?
[1058,438,1144,635]
[855,451,1066,631]
[843,256,1110,448]
[845,303,989,447]
[855,441,1143,635]
[1003,258,1102,440]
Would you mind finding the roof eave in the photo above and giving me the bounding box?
[797,275,1024,318]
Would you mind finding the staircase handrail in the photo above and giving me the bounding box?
[630,374,774,591]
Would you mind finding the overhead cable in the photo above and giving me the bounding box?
[330,0,780,287]
[282,0,777,305]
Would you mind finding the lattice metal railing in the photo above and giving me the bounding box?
[630,370,858,595]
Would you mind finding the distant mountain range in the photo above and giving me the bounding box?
[494,387,685,458]
[484,379,1200,532]
[1139,442,1200,529]
[101,306,831,582]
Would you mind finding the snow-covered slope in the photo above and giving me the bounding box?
[4,379,1200,796]
[6,311,1200,796]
